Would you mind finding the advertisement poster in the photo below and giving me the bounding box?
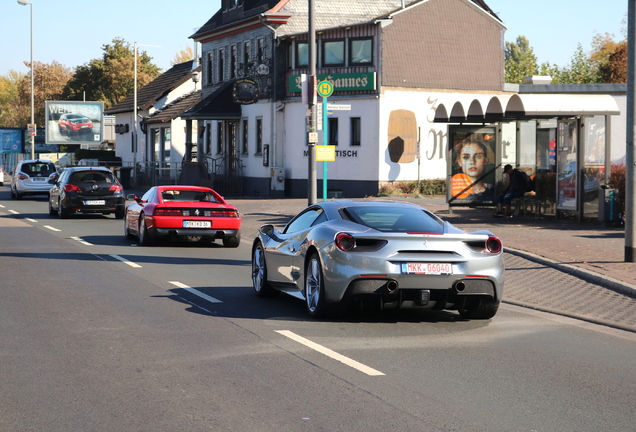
[556,120,578,211]
[45,101,104,145]
[448,126,497,205]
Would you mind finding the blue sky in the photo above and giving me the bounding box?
[1,0,627,77]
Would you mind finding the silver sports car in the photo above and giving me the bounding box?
[251,200,504,319]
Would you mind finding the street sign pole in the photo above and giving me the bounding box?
[322,96,328,201]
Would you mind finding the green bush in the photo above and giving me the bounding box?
[378,179,446,196]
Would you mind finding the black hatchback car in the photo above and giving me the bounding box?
[48,166,125,219]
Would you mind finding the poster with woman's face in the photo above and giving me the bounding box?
[448,127,497,204]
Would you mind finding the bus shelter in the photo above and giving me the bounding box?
[434,93,621,221]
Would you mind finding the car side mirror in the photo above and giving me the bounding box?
[259,224,275,236]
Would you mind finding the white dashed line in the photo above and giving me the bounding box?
[276,330,385,376]
[110,254,142,268]
[8,210,19,214]
[71,236,93,246]
[43,225,61,232]
[169,281,222,303]
[25,218,37,223]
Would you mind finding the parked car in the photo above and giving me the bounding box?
[48,166,125,218]
[124,185,242,247]
[10,159,58,199]
[58,113,93,136]
[252,200,504,319]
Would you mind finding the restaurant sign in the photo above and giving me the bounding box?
[288,72,376,93]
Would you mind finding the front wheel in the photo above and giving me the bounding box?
[458,298,500,319]
[305,253,329,318]
[252,243,277,297]
[124,214,134,239]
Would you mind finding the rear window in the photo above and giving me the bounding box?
[161,190,219,203]
[70,171,116,185]
[341,205,444,233]
[22,162,55,176]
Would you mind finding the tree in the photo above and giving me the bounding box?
[592,32,627,83]
[557,44,600,84]
[171,46,194,66]
[63,38,161,109]
[0,62,72,128]
[504,36,538,84]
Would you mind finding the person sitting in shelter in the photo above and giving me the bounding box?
[494,164,526,218]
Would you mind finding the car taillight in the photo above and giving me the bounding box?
[109,184,123,192]
[17,173,29,180]
[63,184,81,192]
[155,209,182,216]
[335,232,355,251]
[213,210,239,217]
[486,236,502,254]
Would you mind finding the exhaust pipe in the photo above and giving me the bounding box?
[386,280,398,293]
[455,281,466,292]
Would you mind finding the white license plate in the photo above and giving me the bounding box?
[32,177,46,181]
[84,200,105,205]
[183,220,211,228]
[402,262,452,275]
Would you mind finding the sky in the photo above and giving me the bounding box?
[0,0,628,77]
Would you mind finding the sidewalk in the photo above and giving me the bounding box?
[228,195,636,299]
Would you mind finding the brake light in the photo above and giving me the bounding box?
[17,173,29,180]
[213,210,239,217]
[109,184,123,192]
[63,184,81,192]
[486,236,502,254]
[335,232,355,251]
[155,209,183,216]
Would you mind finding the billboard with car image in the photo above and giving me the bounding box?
[45,101,104,145]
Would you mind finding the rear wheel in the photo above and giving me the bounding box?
[138,215,155,246]
[305,253,329,318]
[223,232,241,248]
[252,243,277,297]
[58,200,69,219]
[114,207,125,219]
[458,298,500,319]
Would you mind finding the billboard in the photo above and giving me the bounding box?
[447,126,497,205]
[45,101,104,145]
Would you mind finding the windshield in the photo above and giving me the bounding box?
[341,205,444,233]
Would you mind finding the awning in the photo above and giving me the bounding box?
[434,93,620,123]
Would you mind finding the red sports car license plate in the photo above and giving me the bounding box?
[183,220,211,228]
[402,262,452,275]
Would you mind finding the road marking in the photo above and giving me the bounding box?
[275,330,385,376]
[25,218,37,223]
[0,204,5,208]
[9,210,18,214]
[43,225,61,232]
[169,281,222,303]
[110,254,142,268]
[71,236,93,246]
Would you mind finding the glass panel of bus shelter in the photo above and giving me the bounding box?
[536,120,557,201]
[583,115,606,219]
[557,119,578,211]
[519,121,536,177]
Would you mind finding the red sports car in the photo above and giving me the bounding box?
[124,185,242,247]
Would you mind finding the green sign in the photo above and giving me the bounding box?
[288,72,376,93]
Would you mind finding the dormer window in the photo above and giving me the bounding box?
[222,0,237,11]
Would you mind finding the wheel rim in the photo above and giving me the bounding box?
[252,246,265,292]
[139,217,146,243]
[306,257,321,313]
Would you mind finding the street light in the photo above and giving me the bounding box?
[17,0,35,160]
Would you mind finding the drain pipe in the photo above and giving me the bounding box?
[260,16,279,168]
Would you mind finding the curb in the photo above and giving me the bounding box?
[504,247,636,299]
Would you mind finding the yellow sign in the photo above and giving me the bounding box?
[317,80,334,98]
[316,145,336,162]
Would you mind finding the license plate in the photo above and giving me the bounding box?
[84,200,105,205]
[401,262,452,275]
[32,177,46,181]
[183,220,211,228]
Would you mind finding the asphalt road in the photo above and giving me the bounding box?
[1,191,635,432]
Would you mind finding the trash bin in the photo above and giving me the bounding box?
[598,185,618,223]
[119,167,133,189]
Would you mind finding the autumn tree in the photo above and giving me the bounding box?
[63,38,161,109]
[171,46,194,66]
[0,62,72,128]
[592,32,627,83]
[504,36,538,84]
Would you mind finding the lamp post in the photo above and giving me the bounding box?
[18,0,35,160]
